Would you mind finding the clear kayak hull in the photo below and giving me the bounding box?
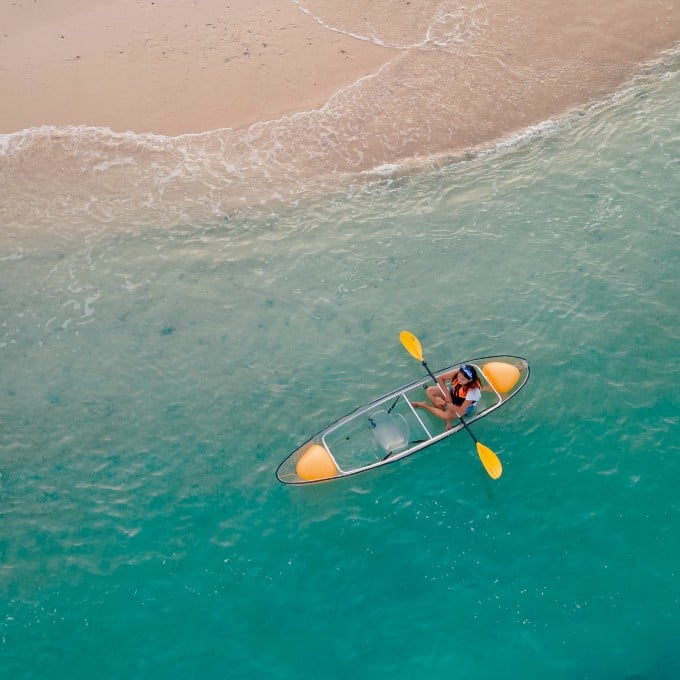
[275,355,530,485]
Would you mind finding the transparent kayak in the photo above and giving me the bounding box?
[276,355,530,485]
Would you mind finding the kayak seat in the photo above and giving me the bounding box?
[369,410,410,454]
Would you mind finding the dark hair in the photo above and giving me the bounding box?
[459,364,482,388]
[459,364,475,380]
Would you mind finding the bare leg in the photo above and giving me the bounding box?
[412,400,450,422]
[412,395,459,432]
[425,385,446,409]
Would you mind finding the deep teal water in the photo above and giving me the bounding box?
[1,62,679,679]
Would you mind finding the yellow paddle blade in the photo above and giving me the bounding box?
[476,442,503,479]
[399,330,424,362]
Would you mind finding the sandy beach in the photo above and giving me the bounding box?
[0,0,397,135]
[2,0,678,138]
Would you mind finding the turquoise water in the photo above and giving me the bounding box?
[2,62,679,678]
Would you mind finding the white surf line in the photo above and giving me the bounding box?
[290,0,426,50]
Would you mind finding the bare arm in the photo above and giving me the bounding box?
[435,370,457,404]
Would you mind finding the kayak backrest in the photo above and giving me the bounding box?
[369,410,410,454]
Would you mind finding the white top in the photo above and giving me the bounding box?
[464,386,481,404]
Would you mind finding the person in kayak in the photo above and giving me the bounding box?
[412,363,482,430]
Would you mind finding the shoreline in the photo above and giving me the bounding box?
[1,1,679,233]
[1,2,678,141]
[1,48,677,239]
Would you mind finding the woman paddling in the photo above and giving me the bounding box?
[412,363,482,430]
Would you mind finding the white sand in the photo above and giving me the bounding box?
[1,0,677,140]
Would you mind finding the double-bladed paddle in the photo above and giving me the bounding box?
[399,330,503,479]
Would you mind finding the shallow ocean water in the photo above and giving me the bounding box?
[1,60,679,679]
